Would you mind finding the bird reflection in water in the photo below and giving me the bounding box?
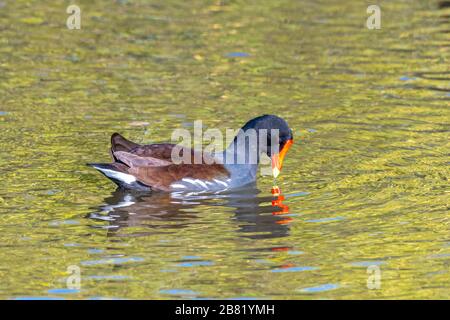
[89,185,294,239]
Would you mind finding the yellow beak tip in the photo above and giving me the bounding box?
[272,167,280,178]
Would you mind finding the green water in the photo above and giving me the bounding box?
[0,0,449,299]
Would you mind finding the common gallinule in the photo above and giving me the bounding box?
[89,115,293,192]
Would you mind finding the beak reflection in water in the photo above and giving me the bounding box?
[271,185,292,225]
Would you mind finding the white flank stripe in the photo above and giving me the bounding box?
[213,179,228,187]
[171,184,187,189]
[195,180,208,189]
[181,178,198,186]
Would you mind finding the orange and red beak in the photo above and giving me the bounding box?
[271,139,293,178]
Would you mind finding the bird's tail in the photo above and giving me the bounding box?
[111,133,140,153]
[87,163,150,191]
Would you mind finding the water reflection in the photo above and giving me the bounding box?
[89,186,293,239]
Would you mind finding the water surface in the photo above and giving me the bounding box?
[0,0,449,299]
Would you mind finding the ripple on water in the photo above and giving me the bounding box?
[271,266,317,273]
[47,288,80,294]
[160,289,198,297]
[87,296,126,300]
[285,191,310,198]
[182,255,201,260]
[63,243,80,247]
[46,189,61,195]
[298,284,340,293]
[86,275,130,280]
[14,296,66,300]
[176,261,214,267]
[225,52,250,58]
[254,259,271,265]
[49,219,80,226]
[176,255,214,267]
[87,248,104,254]
[305,216,344,223]
[427,253,450,259]
[287,251,304,255]
[350,261,385,267]
[81,256,144,266]
[399,75,417,81]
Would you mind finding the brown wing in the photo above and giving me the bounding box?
[110,133,229,191]
[128,163,230,191]
[125,143,178,162]
[114,151,172,167]
[111,133,178,163]
[125,143,218,165]
[111,133,140,153]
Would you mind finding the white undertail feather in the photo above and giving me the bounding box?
[93,166,137,184]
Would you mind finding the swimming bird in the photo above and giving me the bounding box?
[89,115,293,192]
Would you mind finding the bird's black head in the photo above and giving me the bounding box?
[240,114,294,177]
